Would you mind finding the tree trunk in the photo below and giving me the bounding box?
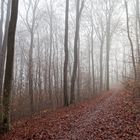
[77,37,81,101]
[63,0,69,106]
[0,0,4,49]
[88,36,91,96]
[125,0,137,80]
[44,41,48,95]
[70,0,81,104]
[28,30,34,115]
[106,13,111,91]
[70,0,84,104]
[0,0,11,124]
[37,34,42,111]
[100,42,103,92]
[1,0,19,132]
[136,0,140,79]
[91,25,95,95]
[48,8,53,104]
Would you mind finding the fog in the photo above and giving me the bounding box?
[16,0,131,89]
[0,0,139,116]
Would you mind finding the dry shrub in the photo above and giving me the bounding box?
[10,89,64,121]
[124,79,140,97]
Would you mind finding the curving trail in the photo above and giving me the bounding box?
[1,89,140,140]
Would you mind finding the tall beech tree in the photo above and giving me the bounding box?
[1,0,19,132]
[0,0,11,125]
[64,0,69,106]
[0,0,4,49]
[105,0,112,91]
[70,0,85,104]
[125,0,137,80]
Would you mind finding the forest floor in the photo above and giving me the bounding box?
[1,88,140,140]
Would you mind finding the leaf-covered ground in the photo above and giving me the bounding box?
[1,89,140,140]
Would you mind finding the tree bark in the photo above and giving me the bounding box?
[0,0,4,49]
[63,0,69,106]
[77,37,81,101]
[125,0,137,80]
[70,0,84,104]
[2,0,19,132]
[106,13,111,91]
[100,42,103,92]
[91,25,95,95]
[0,0,11,124]
[136,0,140,79]
[28,31,34,115]
[48,2,53,104]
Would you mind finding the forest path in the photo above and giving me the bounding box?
[1,89,140,140]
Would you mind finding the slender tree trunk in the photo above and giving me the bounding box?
[55,34,59,106]
[70,0,84,104]
[0,0,4,49]
[136,0,140,79]
[125,0,137,80]
[1,0,19,132]
[28,31,34,115]
[19,47,23,97]
[60,47,63,106]
[44,41,48,95]
[115,53,119,82]
[37,34,42,110]
[77,37,80,101]
[136,0,140,49]
[0,0,11,123]
[88,36,91,96]
[100,41,103,92]
[52,37,57,107]
[70,0,80,104]
[106,13,111,91]
[63,0,69,106]
[48,10,53,104]
[91,25,95,95]
[123,46,127,80]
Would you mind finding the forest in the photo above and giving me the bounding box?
[0,0,140,139]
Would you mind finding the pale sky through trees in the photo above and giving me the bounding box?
[0,0,136,90]
[0,0,140,137]
[16,0,130,86]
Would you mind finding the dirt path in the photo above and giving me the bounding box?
[1,89,140,140]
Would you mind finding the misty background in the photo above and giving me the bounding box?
[0,0,138,118]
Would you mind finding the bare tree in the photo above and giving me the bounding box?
[105,0,112,90]
[0,0,4,49]
[63,0,69,106]
[88,34,91,95]
[135,0,140,79]
[22,0,40,114]
[47,0,53,104]
[91,23,95,95]
[0,0,11,123]
[44,37,48,96]
[77,36,81,100]
[70,0,85,104]
[37,33,42,110]
[92,13,106,92]
[1,0,19,132]
[125,0,137,80]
